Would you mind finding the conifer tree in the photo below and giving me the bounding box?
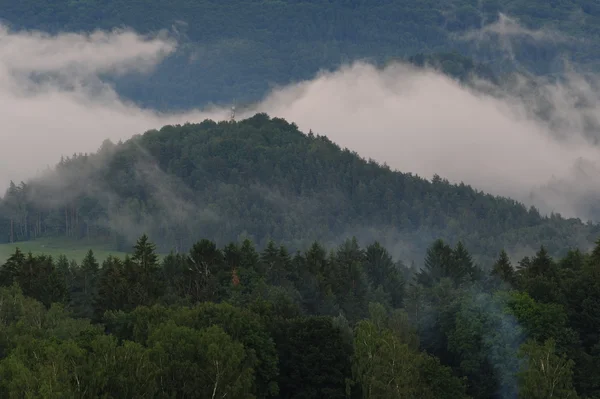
[491,249,516,286]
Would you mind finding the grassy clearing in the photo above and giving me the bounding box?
[0,237,131,264]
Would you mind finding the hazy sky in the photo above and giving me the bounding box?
[2,20,600,221]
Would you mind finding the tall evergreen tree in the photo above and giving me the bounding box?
[70,250,100,318]
[491,249,516,286]
[364,242,405,308]
[132,234,159,273]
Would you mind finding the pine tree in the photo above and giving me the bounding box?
[94,255,127,319]
[70,250,100,318]
[491,249,516,286]
[0,248,24,286]
[261,240,279,282]
[416,239,454,287]
[131,234,159,273]
[527,246,555,278]
[365,242,405,307]
[453,241,479,282]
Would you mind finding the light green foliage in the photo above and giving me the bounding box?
[353,319,422,398]
[0,238,130,264]
[148,323,254,398]
[103,302,279,398]
[506,291,579,354]
[352,310,470,399]
[519,339,579,399]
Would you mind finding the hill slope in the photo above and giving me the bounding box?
[0,114,597,264]
[0,0,598,108]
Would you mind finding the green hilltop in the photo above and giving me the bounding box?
[1,114,597,265]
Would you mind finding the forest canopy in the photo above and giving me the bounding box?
[0,114,596,265]
[0,231,597,398]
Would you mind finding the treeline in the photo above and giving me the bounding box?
[0,233,599,397]
[0,0,597,109]
[0,115,597,264]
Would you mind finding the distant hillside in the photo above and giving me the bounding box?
[0,0,598,109]
[406,52,499,84]
[0,114,597,264]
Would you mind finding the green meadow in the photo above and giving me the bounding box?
[0,237,131,264]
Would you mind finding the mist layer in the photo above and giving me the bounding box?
[1,21,600,221]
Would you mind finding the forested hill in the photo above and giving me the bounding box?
[1,0,598,108]
[1,114,597,264]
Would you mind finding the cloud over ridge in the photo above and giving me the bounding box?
[2,18,600,222]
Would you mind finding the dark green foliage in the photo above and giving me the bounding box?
[272,316,353,399]
[419,354,472,399]
[0,250,68,307]
[68,249,100,319]
[416,239,481,287]
[1,232,600,396]
[132,234,159,273]
[517,246,563,304]
[364,242,405,308]
[103,302,279,398]
[491,249,516,287]
[1,115,596,267]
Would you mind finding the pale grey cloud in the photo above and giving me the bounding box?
[0,25,176,76]
[0,25,227,190]
[246,62,600,219]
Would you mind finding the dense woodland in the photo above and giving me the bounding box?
[1,0,598,108]
[3,3,600,396]
[0,232,599,398]
[0,114,597,265]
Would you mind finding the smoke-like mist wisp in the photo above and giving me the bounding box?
[1,18,600,222]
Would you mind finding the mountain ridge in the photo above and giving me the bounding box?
[1,113,596,265]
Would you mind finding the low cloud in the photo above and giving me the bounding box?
[2,19,600,223]
[0,25,175,76]
[248,63,600,220]
[0,25,227,190]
